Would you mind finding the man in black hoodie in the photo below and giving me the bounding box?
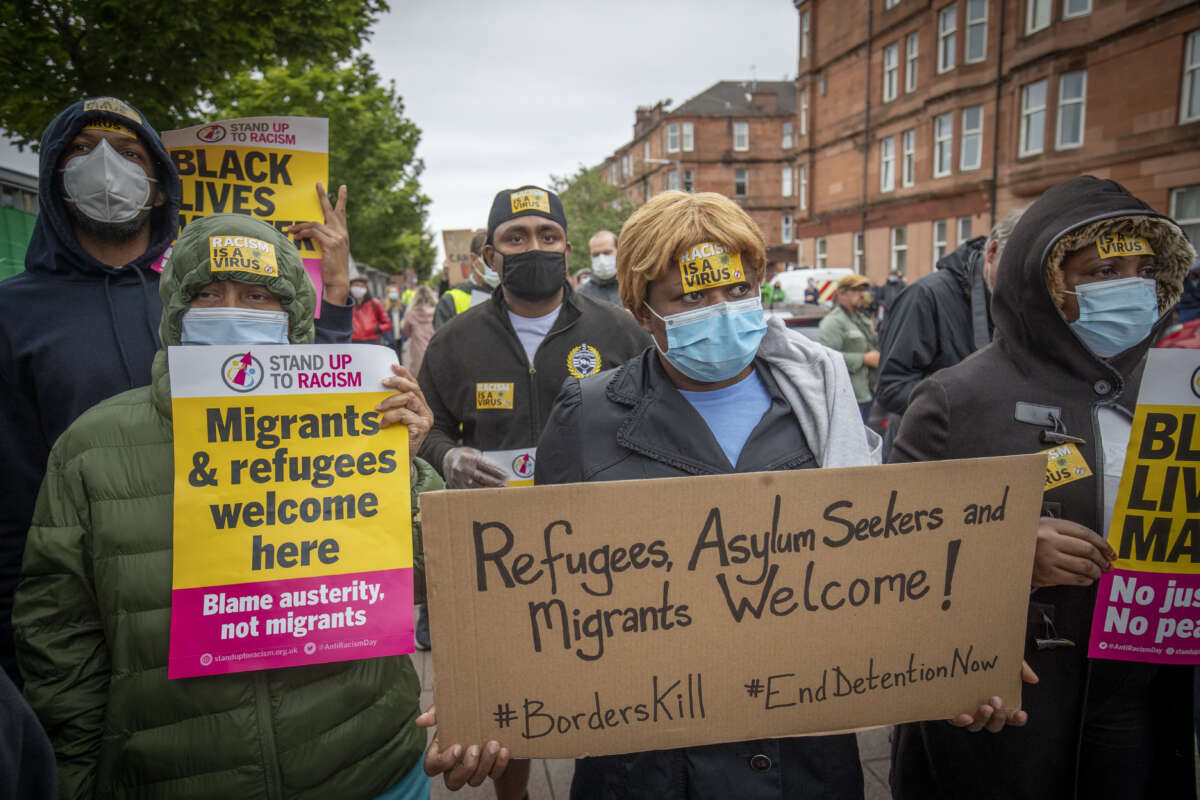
[876,208,1024,418]
[0,97,353,683]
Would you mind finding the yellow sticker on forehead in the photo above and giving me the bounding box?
[82,119,137,139]
[208,236,279,276]
[1095,233,1154,260]
[510,189,551,215]
[82,98,143,125]
[678,243,746,293]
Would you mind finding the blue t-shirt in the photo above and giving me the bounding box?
[677,369,772,468]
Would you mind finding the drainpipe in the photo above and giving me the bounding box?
[988,0,1006,230]
[860,0,873,274]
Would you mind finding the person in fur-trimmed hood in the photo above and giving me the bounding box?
[889,175,1196,800]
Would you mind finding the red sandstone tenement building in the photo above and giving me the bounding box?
[601,1,1198,282]
[599,81,802,270]
[791,0,1200,282]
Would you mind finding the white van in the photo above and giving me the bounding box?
[761,268,857,336]
[770,268,855,306]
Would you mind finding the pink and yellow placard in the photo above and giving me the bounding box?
[167,343,412,678]
[1089,350,1200,664]
[160,116,329,313]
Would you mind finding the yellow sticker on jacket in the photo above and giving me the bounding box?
[82,97,143,125]
[1042,443,1093,491]
[1096,233,1154,259]
[209,236,278,276]
[510,188,551,215]
[82,120,137,139]
[476,382,514,410]
[679,243,746,293]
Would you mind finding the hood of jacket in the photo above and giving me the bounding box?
[991,175,1194,381]
[757,317,882,467]
[26,97,182,278]
[936,235,987,297]
[152,214,316,420]
[158,213,316,346]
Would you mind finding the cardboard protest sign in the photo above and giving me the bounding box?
[167,344,412,679]
[1090,350,1200,664]
[162,117,329,311]
[421,454,1044,758]
[443,229,483,284]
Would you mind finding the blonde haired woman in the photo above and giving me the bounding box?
[534,191,880,799]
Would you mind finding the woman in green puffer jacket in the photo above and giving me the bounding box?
[13,212,439,800]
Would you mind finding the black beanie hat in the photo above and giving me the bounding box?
[486,185,568,244]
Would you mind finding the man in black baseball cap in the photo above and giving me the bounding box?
[417,184,648,492]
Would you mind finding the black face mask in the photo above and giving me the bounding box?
[498,249,566,301]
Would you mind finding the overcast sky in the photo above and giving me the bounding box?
[1,2,798,263]
[366,0,798,258]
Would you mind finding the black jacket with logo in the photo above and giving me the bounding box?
[416,286,650,473]
[889,177,1195,800]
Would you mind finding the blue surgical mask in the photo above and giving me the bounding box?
[1065,276,1159,357]
[644,296,767,382]
[180,307,290,346]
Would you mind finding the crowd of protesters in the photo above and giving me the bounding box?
[0,94,1197,800]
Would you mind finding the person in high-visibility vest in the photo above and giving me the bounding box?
[433,231,496,329]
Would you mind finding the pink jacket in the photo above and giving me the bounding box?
[401,304,435,374]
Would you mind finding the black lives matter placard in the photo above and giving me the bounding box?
[421,454,1044,757]
[1089,350,1200,663]
[161,116,329,308]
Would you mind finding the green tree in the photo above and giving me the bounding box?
[550,166,634,274]
[207,55,434,275]
[0,0,386,147]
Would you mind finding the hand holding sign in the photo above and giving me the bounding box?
[418,705,513,789]
[1033,517,1115,588]
[443,447,508,489]
[948,661,1038,732]
[377,364,434,466]
[290,182,349,306]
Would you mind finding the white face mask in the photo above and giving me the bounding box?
[61,138,156,223]
[591,252,617,280]
[476,256,501,288]
[350,285,368,300]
